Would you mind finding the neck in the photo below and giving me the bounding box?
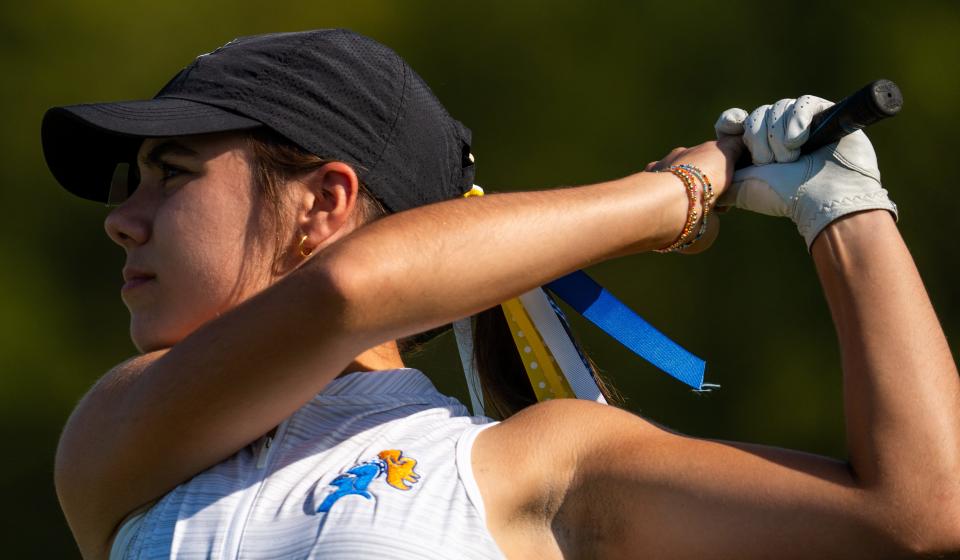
[339,340,405,378]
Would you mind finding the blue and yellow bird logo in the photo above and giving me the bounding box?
[317,450,421,513]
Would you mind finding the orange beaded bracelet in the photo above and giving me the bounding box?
[654,166,702,253]
[673,164,714,252]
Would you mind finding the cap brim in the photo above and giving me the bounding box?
[42,97,262,203]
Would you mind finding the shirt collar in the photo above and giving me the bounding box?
[318,368,439,398]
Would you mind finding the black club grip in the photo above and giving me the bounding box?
[802,79,903,153]
[734,79,903,169]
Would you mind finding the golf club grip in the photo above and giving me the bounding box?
[802,79,903,153]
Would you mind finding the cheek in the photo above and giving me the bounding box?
[136,190,274,347]
[166,204,248,286]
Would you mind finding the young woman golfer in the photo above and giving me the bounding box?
[42,30,960,559]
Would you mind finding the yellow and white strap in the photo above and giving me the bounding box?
[452,185,606,416]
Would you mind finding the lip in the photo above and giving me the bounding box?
[121,267,156,292]
[122,277,155,292]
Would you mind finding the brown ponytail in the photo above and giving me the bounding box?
[245,127,622,420]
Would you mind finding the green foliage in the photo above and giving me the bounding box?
[3,0,957,554]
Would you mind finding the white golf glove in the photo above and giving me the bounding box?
[714,95,898,251]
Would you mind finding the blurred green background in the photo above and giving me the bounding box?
[2,0,957,555]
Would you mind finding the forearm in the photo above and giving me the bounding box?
[319,170,688,344]
[811,211,960,524]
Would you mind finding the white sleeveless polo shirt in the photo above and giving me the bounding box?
[110,369,505,559]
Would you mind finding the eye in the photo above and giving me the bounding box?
[160,162,187,182]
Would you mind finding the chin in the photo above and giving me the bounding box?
[129,317,188,354]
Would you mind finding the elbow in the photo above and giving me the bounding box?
[305,251,374,341]
[884,487,960,557]
[897,523,960,558]
[911,509,960,557]
[307,233,440,349]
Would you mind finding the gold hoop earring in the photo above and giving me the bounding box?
[298,234,314,258]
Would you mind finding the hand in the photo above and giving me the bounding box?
[643,137,742,253]
[713,96,899,251]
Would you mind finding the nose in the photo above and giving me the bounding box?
[104,194,151,249]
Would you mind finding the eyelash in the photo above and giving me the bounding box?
[159,162,187,183]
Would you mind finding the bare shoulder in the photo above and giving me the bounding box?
[471,399,659,559]
[477,399,658,458]
[478,398,662,460]
[55,350,167,560]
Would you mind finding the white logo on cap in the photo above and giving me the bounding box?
[196,37,240,61]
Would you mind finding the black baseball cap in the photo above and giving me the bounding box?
[41,29,476,213]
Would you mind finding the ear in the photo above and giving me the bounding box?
[295,162,360,256]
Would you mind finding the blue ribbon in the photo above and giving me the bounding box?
[545,270,706,390]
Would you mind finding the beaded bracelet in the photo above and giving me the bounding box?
[654,166,701,253]
[673,164,714,251]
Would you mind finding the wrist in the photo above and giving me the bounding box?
[810,208,898,258]
[653,166,709,253]
[642,170,696,250]
[803,198,899,252]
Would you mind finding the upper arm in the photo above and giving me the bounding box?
[475,399,914,560]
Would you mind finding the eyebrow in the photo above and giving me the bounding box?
[139,140,201,168]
